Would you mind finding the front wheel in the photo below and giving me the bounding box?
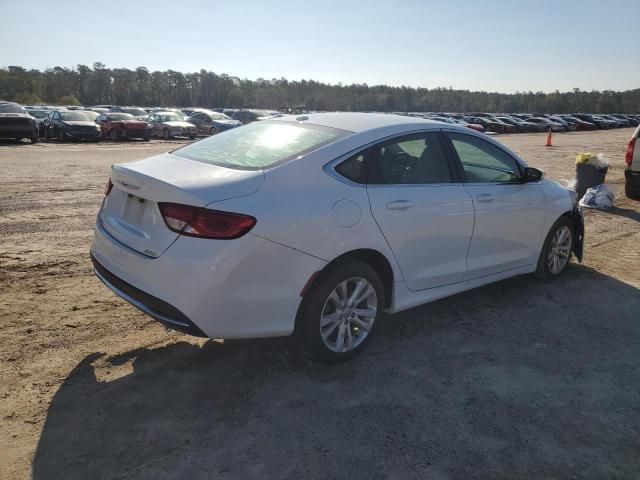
[535,217,573,281]
[109,129,120,141]
[297,261,383,363]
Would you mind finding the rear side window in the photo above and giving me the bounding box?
[369,132,453,184]
[448,133,521,183]
[173,121,349,170]
[335,153,366,183]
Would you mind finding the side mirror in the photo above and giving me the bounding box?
[523,167,543,183]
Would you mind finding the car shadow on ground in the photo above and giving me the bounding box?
[32,264,640,480]
[608,205,640,223]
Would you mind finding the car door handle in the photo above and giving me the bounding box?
[386,200,415,210]
[476,194,494,203]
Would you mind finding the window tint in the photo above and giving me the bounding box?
[335,152,366,183]
[369,132,452,184]
[449,133,520,183]
[173,120,348,170]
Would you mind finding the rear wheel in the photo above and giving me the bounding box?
[535,217,573,281]
[297,261,383,363]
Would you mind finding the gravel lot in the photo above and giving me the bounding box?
[1,130,639,479]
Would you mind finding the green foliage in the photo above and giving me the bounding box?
[57,95,81,106]
[14,92,42,105]
[0,64,638,113]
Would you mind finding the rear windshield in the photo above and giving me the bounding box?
[0,103,25,114]
[172,121,350,170]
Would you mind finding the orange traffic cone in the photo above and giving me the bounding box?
[545,128,553,147]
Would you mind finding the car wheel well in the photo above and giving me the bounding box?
[307,249,394,309]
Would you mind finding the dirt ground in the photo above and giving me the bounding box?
[1,130,639,479]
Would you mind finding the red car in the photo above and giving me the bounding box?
[96,112,151,141]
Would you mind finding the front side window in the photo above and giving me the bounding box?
[369,132,452,184]
[448,133,521,183]
[173,120,349,170]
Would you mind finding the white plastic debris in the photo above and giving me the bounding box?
[579,184,615,210]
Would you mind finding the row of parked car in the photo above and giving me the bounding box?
[0,101,282,143]
[2,99,640,143]
[399,112,640,134]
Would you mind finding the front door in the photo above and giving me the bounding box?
[444,131,546,279]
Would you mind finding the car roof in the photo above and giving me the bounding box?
[272,112,441,133]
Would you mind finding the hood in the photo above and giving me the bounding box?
[63,120,99,127]
[163,121,194,128]
[212,119,241,126]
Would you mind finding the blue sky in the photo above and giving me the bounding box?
[1,0,638,93]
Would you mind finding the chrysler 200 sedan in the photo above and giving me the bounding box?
[91,113,584,363]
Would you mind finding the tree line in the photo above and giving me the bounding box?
[1,63,639,113]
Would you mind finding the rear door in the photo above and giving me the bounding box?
[366,131,475,291]
[443,131,546,279]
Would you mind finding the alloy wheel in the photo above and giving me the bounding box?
[547,225,572,274]
[320,277,377,353]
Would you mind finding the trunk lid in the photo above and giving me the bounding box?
[99,153,264,257]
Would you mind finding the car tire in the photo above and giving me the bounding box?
[30,136,39,144]
[535,216,573,282]
[58,129,65,142]
[189,134,197,140]
[296,260,384,364]
[209,127,217,136]
[625,178,640,200]
[144,134,151,142]
[163,128,170,139]
[109,129,120,141]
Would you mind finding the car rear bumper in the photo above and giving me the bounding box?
[92,253,207,336]
[0,125,36,138]
[625,169,640,185]
[90,218,326,339]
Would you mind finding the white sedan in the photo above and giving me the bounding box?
[91,113,584,363]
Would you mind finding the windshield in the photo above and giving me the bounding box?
[0,103,25,114]
[173,120,349,170]
[158,114,182,122]
[28,110,49,118]
[107,113,135,121]
[209,113,230,120]
[122,108,147,116]
[60,112,90,121]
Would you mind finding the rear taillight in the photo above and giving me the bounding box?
[105,177,113,196]
[625,138,636,166]
[158,203,256,240]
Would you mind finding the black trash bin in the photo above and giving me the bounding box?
[576,162,608,199]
